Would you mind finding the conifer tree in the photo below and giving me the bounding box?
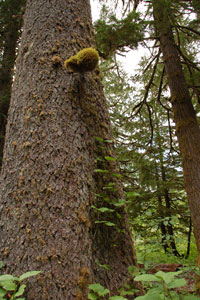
[152,0,200,269]
[0,0,140,299]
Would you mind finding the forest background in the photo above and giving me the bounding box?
[91,0,200,262]
[0,0,200,299]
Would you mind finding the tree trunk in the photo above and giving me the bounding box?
[164,190,180,257]
[185,216,192,259]
[0,1,25,168]
[155,117,180,256]
[0,0,140,299]
[155,164,169,253]
[161,164,180,257]
[152,0,200,268]
[157,195,169,253]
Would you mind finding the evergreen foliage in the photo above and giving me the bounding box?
[96,0,200,257]
[100,55,190,256]
[94,5,145,58]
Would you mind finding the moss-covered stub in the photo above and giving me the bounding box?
[64,48,99,72]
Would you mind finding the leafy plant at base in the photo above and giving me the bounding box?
[0,261,40,300]
[134,270,200,300]
[88,267,200,300]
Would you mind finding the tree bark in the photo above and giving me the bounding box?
[0,0,139,299]
[152,0,200,268]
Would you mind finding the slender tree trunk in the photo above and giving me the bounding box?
[152,0,200,269]
[185,216,192,259]
[155,117,180,256]
[161,165,180,256]
[157,194,169,253]
[0,0,140,299]
[164,190,180,257]
[155,164,169,253]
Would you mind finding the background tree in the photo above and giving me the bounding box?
[0,0,25,167]
[0,0,141,299]
[152,0,200,269]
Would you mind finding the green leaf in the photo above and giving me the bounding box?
[89,283,109,296]
[88,292,98,300]
[103,184,115,190]
[126,192,140,198]
[0,262,3,269]
[111,173,122,178]
[97,157,104,162]
[183,295,200,300]
[120,290,135,296]
[14,298,25,300]
[104,221,116,226]
[128,265,140,276]
[0,281,16,291]
[134,274,160,282]
[97,207,115,213]
[168,278,186,289]
[95,220,116,226]
[105,156,116,161]
[109,296,128,300]
[114,199,126,207]
[0,288,6,297]
[95,220,106,224]
[14,284,26,297]
[155,271,182,284]
[94,169,109,173]
[104,139,113,143]
[116,213,122,219]
[0,275,18,281]
[91,205,97,209]
[134,288,163,300]
[19,271,41,282]
[145,211,152,216]
[95,259,110,270]
[94,136,104,143]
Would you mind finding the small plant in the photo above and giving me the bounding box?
[0,261,41,300]
[88,283,128,300]
[134,270,200,300]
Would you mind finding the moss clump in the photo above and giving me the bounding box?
[64,48,99,72]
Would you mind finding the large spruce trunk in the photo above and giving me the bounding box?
[152,0,200,264]
[0,0,139,299]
